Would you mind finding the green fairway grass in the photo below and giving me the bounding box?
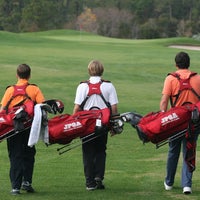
[1,30,200,200]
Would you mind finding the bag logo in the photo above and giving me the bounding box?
[63,121,82,131]
[0,117,6,123]
[161,112,179,126]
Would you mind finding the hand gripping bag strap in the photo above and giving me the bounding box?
[168,72,200,107]
[80,80,111,110]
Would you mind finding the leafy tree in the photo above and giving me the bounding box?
[20,0,65,31]
[138,18,160,39]
[0,0,24,32]
[0,0,200,38]
[131,0,155,23]
[92,7,134,38]
[76,7,97,33]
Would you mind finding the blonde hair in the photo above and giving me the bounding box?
[88,60,104,76]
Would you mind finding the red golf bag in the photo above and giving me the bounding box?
[134,102,200,172]
[0,99,64,142]
[48,108,111,145]
[0,100,34,141]
[135,104,196,145]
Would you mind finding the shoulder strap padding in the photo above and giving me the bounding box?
[4,84,35,112]
[80,80,111,110]
[167,72,200,107]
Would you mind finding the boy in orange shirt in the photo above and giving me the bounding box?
[0,64,45,195]
[160,52,200,194]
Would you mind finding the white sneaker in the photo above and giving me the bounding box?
[164,181,172,190]
[183,187,192,194]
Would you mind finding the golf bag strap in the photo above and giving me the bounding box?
[168,72,200,107]
[4,84,36,113]
[80,80,111,110]
[185,120,196,172]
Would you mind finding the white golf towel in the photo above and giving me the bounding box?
[28,104,49,147]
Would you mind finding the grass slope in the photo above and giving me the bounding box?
[0,30,200,200]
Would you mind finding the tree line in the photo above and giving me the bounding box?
[0,0,200,39]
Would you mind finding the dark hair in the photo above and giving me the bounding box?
[17,64,31,79]
[175,52,190,69]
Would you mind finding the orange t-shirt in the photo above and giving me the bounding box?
[162,69,200,106]
[0,79,45,109]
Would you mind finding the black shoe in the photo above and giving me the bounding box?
[21,181,35,193]
[95,177,105,190]
[86,182,97,191]
[10,189,20,195]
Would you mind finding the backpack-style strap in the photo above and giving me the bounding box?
[168,72,200,107]
[4,84,34,113]
[80,80,111,110]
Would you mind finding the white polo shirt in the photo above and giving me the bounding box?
[74,76,118,110]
